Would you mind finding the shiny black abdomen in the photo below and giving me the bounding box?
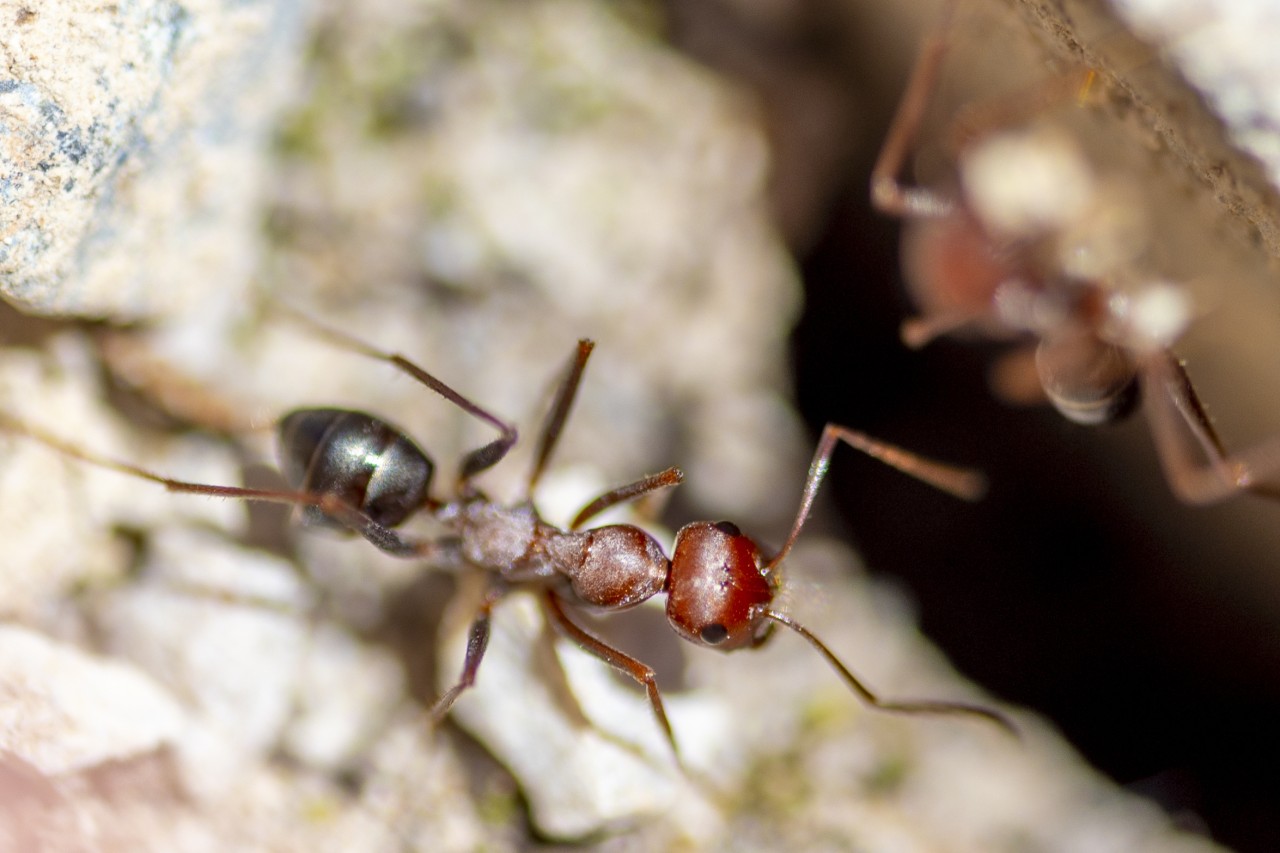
[278,408,435,530]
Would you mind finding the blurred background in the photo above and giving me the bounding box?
[660,0,1280,850]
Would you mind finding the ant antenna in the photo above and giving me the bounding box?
[766,424,986,574]
[764,611,1018,735]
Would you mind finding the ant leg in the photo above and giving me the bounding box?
[520,342,683,524]
[1142,351,1280,503]
[764,610,1017,735]
[275,308,517,485]
[900,310,988,350]
[526,340,594,498]
[96,331,259,434]
[873,1,1098,219]
[570,467,683,530]
[0,413,453,560]
[430,580,507,721]
[321,501,459,561]
[870,0,960,218]
[987,345,1050,407]
[945,66,1099,153]
[541,589,681,762]
[765,423,987,573]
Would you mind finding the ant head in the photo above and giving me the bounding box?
[665,521,776,651]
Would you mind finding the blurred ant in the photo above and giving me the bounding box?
[0,316,1014,760]
[871,0,1280,503]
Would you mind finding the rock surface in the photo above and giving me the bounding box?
[0,0,1253,849]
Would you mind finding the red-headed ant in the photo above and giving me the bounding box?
[0,318,1015,759]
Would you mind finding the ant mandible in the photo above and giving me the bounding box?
[1,317,1015,759]
[870,0,1280,504]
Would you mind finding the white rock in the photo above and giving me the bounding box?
[440,586,725,842]
[94,527,313,797]
[281,622,405,771]
[0,624,186,774]
[0,336,242,617]
[1111,0,1280,187]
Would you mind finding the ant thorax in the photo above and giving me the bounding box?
[437,498,545,577]
[896,126,1147,342]
[438,497,669,610]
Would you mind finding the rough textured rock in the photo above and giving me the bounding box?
[0,0,305,320]
[0,625,185,774]
[0,0,1255,849]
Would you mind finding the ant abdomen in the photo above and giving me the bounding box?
[278,408,435,530]
[1034,333,1140,426]
[666,521,775,650]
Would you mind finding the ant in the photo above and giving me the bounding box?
[0,317,1015,761]
[870,0,1280,504]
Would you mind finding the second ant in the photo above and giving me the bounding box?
[871,0,1280,504]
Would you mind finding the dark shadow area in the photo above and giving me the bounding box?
[663,1,1280,850]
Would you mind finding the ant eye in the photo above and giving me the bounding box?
[712,521,741,536]
[699,623,729,645]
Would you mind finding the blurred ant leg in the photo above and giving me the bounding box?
[764,611,1018,735]
[1159,353,1227,456]
[766,423,987,573]
[570,467,684,530]
[944,66,1098,153]
[873,0,1100,217]
[987,345,1050,407]
[526,339,595,498]
[1142,352,1280,503]
[97,332,259,434]
[541,589,680,762]
[430,579,507,721]
[530,609,596,730]
[945,5,1177,153]
[0,413,450,560]
[901,310,988,350]
[276,308,517,485]
[870,0,960,218]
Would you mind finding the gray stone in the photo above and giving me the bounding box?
[0,0,305,320]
